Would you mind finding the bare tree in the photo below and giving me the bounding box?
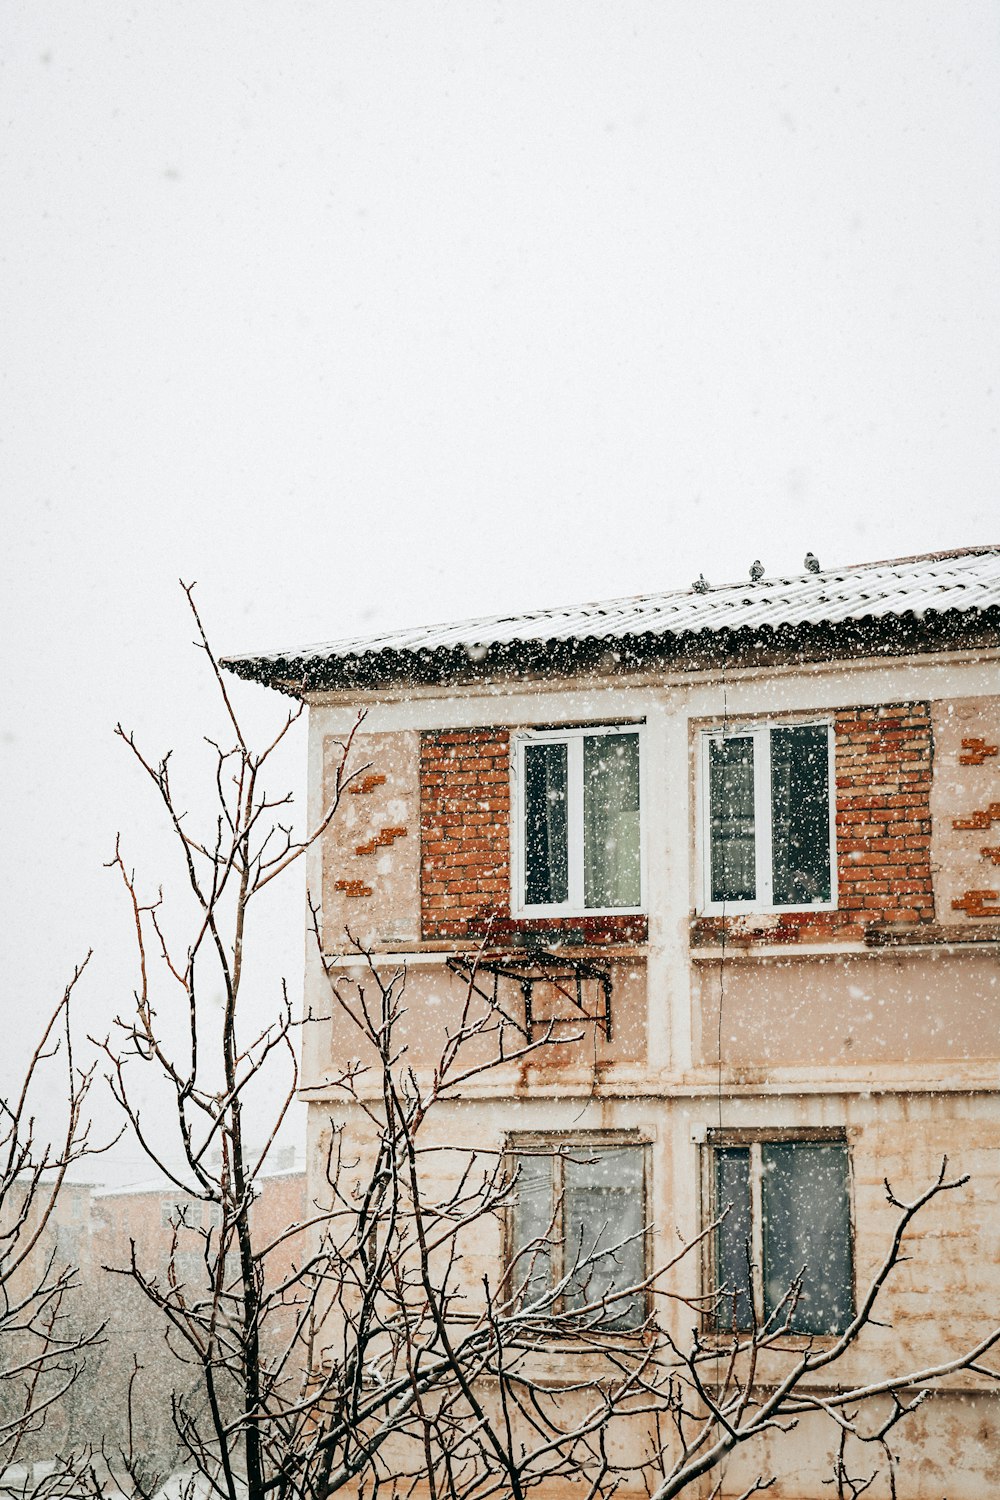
[100,586,1000,1500]
[247,954,1000,1500]
[627,1157,1000,1500]
[0,957,104,1497]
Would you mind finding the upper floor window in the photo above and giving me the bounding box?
[508,1136,648,1331]
[514,727,643,915]
[161,1197,204,1229]
[700,722,835,914]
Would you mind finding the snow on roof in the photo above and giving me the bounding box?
[223,546,1000,691]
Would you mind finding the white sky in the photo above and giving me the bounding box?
[1,2,998,1176]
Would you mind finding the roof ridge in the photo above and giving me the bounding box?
[835,543,1000,572]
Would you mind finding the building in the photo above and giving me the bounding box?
[225,545,1000,1498]
[3,1155,308,1463]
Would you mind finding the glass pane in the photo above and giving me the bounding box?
[510,1153,555,1312]
[563,1146,645,1330]
[714,1148,753,1332]
[709,737,756,903]
[762,1143,853,1335]
[524,742,568,905]
[583,733,641,909]
[771,726,831,906]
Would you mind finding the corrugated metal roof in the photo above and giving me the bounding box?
[223,546,1000,689]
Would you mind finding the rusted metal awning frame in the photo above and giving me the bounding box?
[446,949,613,1041]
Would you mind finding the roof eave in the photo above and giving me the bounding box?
[221,604,1000,699]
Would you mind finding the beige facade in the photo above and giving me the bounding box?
[286,596,1000,1496]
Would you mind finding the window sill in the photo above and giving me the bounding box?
[322,941,648,965]
[507,1323,654,1353]
[697,902,837,920]
[690,909,858,952]
[690,941,868,961]
[700,1327,850,1352]
[471,912,649,948]
[513,907,646,921]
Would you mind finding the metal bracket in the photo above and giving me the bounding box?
[446,949,613,1041]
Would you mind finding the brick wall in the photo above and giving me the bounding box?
[420,729,511,941]
[692,702,935,945]
[419,728,647,945]
[421,706,934,948]
[835,703,934,927]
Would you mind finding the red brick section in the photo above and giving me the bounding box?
[835,704,934,928]
[692,703,935,946]
[419,729,647,945]
[420,729,511,942]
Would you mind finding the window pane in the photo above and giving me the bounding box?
[713,1148,753,1332]
[709,737,756,903]
[524,743,568,905]
[762,1143,852,1335]
[770,726,831,906]
[510,1153,555,1312]
[563,1146,645,1329]
[583,733,641,909]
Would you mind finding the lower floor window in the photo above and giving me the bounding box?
[509,1138,647,1331]
[710,1134,853,1336]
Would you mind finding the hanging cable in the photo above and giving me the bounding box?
[714,637,731,1483]
[717,646,730,1134]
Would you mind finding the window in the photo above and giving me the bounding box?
[161,1198,200,1229]
[515,727,643,914]
[508,1137,647,1331]
[700,722,835,913]
[708,1133,853,1337]
[170,1250,207,1286]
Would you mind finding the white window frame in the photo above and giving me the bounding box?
[698,720,837,917]
[161,1198,199,1229]
[511,724,646,920]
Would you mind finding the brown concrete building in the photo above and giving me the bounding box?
[5,1157,308,1461]
[90,1151,307,1298]
[226,546,1000,1498]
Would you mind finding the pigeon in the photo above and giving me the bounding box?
[692,573,710,594]
[749,560,764,582]
[804,551,821,573]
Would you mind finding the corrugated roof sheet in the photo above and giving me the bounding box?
[223,546,1000,689]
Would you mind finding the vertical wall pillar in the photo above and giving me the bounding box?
[645,695,693,1074]
[665,693,694,1075]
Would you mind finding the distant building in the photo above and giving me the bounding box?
[91,1148,307,1293]
[12,1154,307,1459]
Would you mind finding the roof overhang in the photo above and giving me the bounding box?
[222,602,1000,699]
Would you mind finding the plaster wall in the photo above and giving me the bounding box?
[311,955,649,1087]
[692,947,1000,1068]
[300,651,1000,1496]
[931,693,1000,921]
[322,729,422,948]
[304,659,1000,1097]
[305,1088,1000,1498]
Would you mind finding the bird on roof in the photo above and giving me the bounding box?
[749,560,764,581]
[804,551,821,573]
[692,573,710,594]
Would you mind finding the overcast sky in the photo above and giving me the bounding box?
[2,2,998,1176]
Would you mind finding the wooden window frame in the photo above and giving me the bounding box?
[504,1131,652,1329]
[701,1127,855,1336]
